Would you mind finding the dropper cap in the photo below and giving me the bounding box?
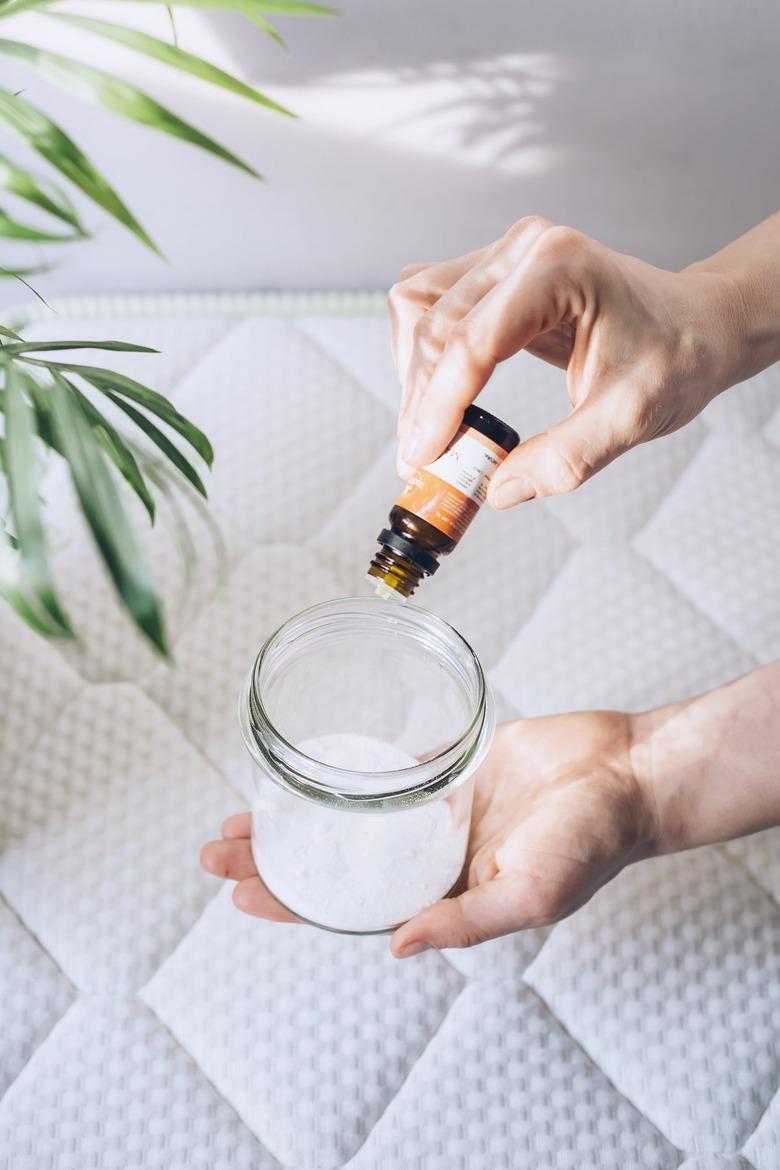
[367,528,440,600]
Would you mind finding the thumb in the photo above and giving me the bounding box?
[488,393,634,510]
[390,875,531,957]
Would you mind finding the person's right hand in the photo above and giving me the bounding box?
[200,711,658,954]
[389,216,749,506]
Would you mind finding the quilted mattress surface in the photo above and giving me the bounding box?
[1,291,779,1170]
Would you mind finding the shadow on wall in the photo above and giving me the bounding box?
[205,0,780,266]
[2,0,779,300]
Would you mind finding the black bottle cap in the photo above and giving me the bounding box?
[377,528,440,576]
[463,405,520,453]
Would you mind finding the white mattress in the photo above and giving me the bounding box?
[1,291,779,1170]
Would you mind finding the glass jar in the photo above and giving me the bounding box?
[239,597,495,934]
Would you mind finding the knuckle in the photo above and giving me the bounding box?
[388,273,431,315]
[398,261,426,282]
[449,316,480,353]
[412,311,443,348]
[548,437,591,492]
[505,214,552,242]
[535,224,589,265]
[387,280,406,311]
[449,900,487,949]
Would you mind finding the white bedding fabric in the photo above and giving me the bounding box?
[0,292,779,1170]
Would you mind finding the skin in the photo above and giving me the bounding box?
[202,215,780,954]
[202,664,780,957]
[390,212,780,501]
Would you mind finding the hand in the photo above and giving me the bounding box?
[391,712,654,955]
[389,215,747,505]
[200,711,657,955]
[201,812,298,924]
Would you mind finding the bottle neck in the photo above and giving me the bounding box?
[367,545,428,599]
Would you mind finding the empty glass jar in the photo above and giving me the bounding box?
[239,597,495,933]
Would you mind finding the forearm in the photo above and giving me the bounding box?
[631,662,780,855]
[688,211,780,383]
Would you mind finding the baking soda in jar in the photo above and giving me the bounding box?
[239,599,495,933]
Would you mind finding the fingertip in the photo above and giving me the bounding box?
[232,879,254,912]
[200,842,219,874]
[222,811,251,839]
[488,474,536,510]
[390,926,432,959]
[396,453,414,480]
[232,876,301,923]
[397,424,442,474]
[396,939,432,959]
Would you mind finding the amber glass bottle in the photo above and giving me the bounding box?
[368,405,519,599]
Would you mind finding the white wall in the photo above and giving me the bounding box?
[1,0,778,308]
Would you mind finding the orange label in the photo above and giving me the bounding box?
[395,425,509,541]
[397,469,479,541]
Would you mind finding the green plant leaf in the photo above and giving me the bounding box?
[68,383,157,521]
[49,14,296,118]
[0,203,78,241]
[3,361,72,634]
[20,362,168,516]
[48,370,168,653]
[47,362,213,465]
[0,511,17,548]
[0,534,68,637]
[108,392,207,496]
[0,324,23,341]
[120,0,336,41]
[0,154,87,233]
[236,0,336,12]
[241,13,286,46]
[0,87,159,253]
[0,0,335,20]
[0,39,261,178]
[8,339,158,354]
[0,0,53,18]
[105,391,207,496]
[0,266,50,292]
[165,4,178,45]
[22,381,65,457]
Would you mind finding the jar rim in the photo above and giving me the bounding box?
[239,596,494,810]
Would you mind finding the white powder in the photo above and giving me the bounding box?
[251,732,470,933]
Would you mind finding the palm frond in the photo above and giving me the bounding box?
[48,14,296,118]
[0,154,88,234]
[3,360,72,634]
[0,0,332,647]
[43,361,213,464]
[0,86,160,253]
[0,39,261,178]
[48,368,168,652]
[0,203,79,241]
[0,338,215,652]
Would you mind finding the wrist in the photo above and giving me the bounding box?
[627,708,671,859]
[684,249,780,386]
[672,268,754,396]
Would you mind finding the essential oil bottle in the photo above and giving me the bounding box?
[368,404,520,600]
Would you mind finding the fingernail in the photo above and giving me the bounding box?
[491,476,536,509]
[399,940,431,958]
[398,425,432,471]
[396,454,415,480]
[200,845,217,873]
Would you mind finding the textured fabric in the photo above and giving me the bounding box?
[1,291,779,1169]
